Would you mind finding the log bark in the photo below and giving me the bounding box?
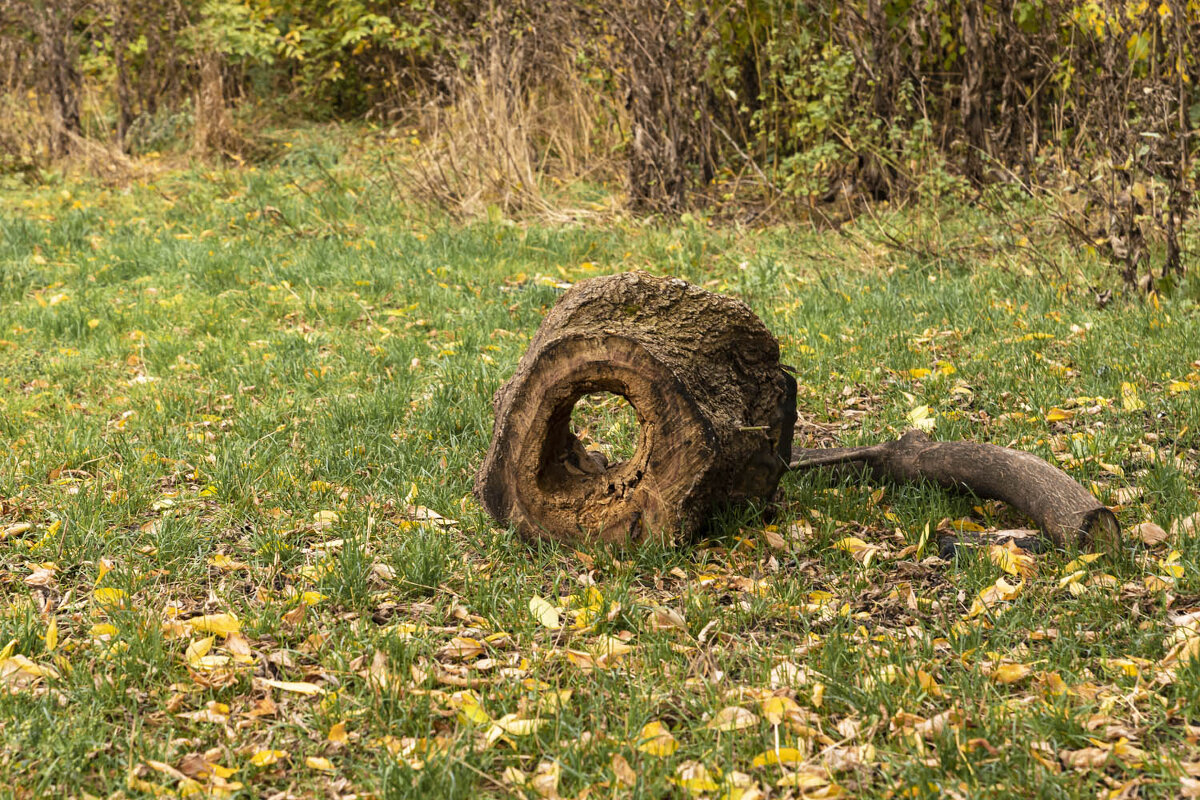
[475,271,797,545]
[789,429,1119,550]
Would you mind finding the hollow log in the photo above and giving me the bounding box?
[789,430,1119,550]
[474,271,798,545]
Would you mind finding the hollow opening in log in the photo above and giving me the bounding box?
[534,381,650,506]
[571,392,639,465]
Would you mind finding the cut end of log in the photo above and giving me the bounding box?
[475,272,796,547]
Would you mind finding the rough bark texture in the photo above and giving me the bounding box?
[790,429,1120,550]
[475,271,797,546]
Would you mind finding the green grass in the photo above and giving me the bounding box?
[1,136,1199,799]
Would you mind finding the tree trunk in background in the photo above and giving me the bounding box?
[111,0,133,150]
[32,2,81,156]
[959,0,987,182]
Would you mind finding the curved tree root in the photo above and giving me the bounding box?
[790,429,1119,550]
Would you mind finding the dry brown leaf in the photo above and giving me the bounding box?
[647,606,687,633]
[611,753,636,787]
[1131,522,1169,546]
[1171,513,1200,538]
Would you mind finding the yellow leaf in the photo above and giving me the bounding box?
[760,695,802,725]
[833,536,883,567]
[529,595,561,630]
[966,578,1024,619]
[536,688,572,714]
[752,747,806,767]
[988,662,1032,684]
[905,368,931,379]
[328,721,349,745]
[305,756,334,771]
[45,618,58,652]
[775,770,832,790]
[1121,382,1146,411]
[1168,381,1191,394]
[449,690,490,725]
[636,721,678,756]
[834,536,869,552]
[209,554,248,571]
[707,706,759,731]
[258,678,324,695]
[915,669,943,697]
[671,762,720,794]
[1036,671,1068,696]
[188,613,241,637]
[1045,407,1074,422]
[185,636,215,665]
[93,587,128,607]
[907,404,936,432]
[1063,553,1103,574]
[490,714,545,736]
[811,682,826,708]
[988,542,1036,578]
[248,749,288,767]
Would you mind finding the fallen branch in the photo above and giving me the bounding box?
[790,429,1119,550]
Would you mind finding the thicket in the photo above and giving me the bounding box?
[1,0,1198,285]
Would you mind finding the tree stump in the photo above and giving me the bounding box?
[474,272,797,546]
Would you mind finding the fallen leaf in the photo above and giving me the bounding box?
[257,678,324,695]
[529,595,561,630]
[760,695,802,725]
[636,721,678,757]
[988,541,1037,577]
[908,404,936,432]
[305,756,334,771]
[530,760,560,798]
[1131,522,1169,546]
[833,536,884,567]
[1121,382,1146,411]
[611,753,637,787]
[1171,513,1200,538]
[449,689,490,725]
[248,749,288,767]
[647,606,687,633]
[707,706,759,731]
[671,761,720,794]
[1045,407,1074,422]
[489,714,545,737]
[967,577,1024,619]
[93,587,128,607]
[751,747,806,767]
[986,662,1032,684]
[188,613,241,637]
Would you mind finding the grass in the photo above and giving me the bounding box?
[1,133,1199,799]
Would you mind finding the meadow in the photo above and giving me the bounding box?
[1,133,1200,799]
